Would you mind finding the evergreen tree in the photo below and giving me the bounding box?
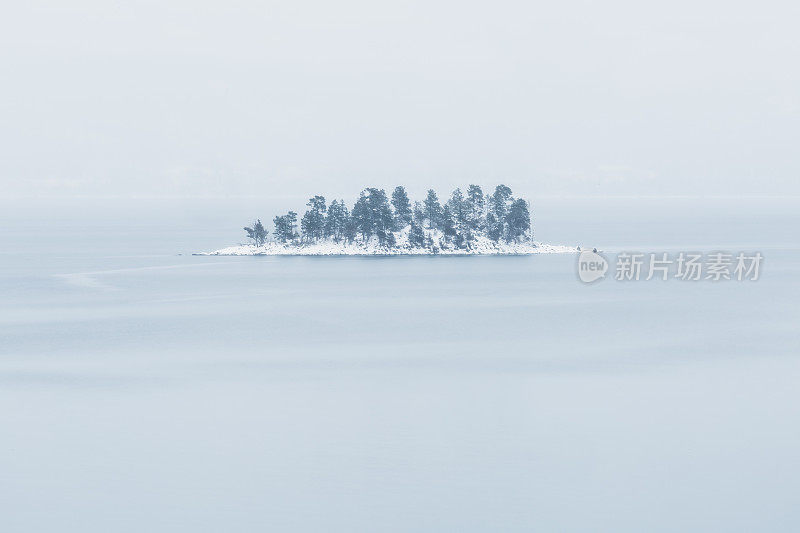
[243,219,268,246]
[369,188,395,246]
[352,194,372,241]
[300,211,314,241]
[343,216,358,243]
[408,220,426,247]
[447,188,470,245]
[486,212,503,242]
[423,189,443,230]
[273,211,299,243]
[273,215,287,242]
[447,188,467,228]
[324,200,350,242]
[351,188,395,245]
[490,184,514,222]
[383,230,397,248]
[486,185,513,242]
[441,205,457,240]
[505,199,531,242]
[412,201,426,226]
[391,186,412,229]
[424,234,435,251]
[465,184,485,231]
[301,195,326,241]
[288,211,299,241]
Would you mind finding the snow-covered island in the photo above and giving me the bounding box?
[197,185,580,256]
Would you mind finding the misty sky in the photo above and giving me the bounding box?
[2,0,798,199]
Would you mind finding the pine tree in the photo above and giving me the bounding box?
[447,188,470,246]
[391,186,412,229]
[425,234,435,251]
[486,185,513,242]
[447,188,467,227]
[412,201,426,226]
[505,199,531,242]
[273,211,299,243]
[486,212,503,242]
[490,184,514,222]
[300,211,314,242]
[325,200,350,242]
[343,216,357,243]
[301,195,326,241]
[383,230,396,248]
[273,215,286,242]
[351,188,395,246]
[369,188,395,246]
[423,189,443,230]
[441,205,457,241]
[243,219,268,246]
[408,220,426,248]
[352,193,372,241]
[465,184,485,231]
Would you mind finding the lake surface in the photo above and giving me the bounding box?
[1,197,799,532]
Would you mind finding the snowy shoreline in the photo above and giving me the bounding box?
[195,238,579,256]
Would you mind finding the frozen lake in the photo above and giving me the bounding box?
[1,197,799,531]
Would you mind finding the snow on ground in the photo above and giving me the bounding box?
[197,230,579,256]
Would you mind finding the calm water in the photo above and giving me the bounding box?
[1,197,799,532]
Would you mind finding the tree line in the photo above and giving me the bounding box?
[244,185,531,249]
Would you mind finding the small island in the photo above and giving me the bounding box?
[198,185,578,256]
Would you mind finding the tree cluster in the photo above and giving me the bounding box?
[244,185,532,249]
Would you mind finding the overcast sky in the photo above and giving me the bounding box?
[2,0,798,199]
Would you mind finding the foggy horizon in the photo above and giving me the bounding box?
[3,0,799,199]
